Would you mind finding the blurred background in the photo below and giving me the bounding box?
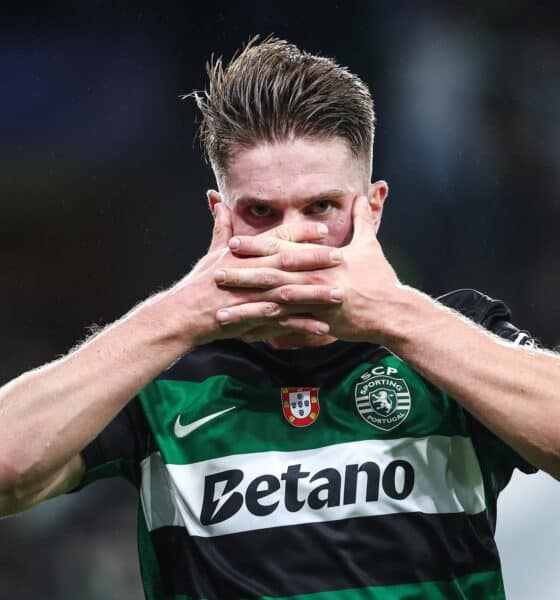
[1,1,559,598]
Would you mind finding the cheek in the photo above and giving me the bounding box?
[230,213,263,237]
[324,212,353,247]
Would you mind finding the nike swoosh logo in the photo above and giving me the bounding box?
[174,406,237,439]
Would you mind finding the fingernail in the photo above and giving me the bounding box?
[216,309,230,323]
[329,250,342,262]
[214,270,226,284]
[330,288,343,301]
[229,237,240,249]
[317,224,328,236]
[316,322,330,334]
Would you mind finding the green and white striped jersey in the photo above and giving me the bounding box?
[73,289,538,599]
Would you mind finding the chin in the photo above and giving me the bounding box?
[264,333,335,350]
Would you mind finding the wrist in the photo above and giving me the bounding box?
[132,288,198,355]
[371,285,437,350]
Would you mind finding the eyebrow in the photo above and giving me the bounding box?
[234,188,348,207]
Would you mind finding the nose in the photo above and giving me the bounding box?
[279,209,308,226]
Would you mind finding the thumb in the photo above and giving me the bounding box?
[351,195,375,242]
[208,202,233,251]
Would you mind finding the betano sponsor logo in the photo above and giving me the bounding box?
[142,436,487,538]
[201,459,414,525]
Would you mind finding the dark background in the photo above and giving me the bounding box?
[1,2,559,598]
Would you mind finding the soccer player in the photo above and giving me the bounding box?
[1,36,559,599]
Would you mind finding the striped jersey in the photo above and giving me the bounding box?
[72,289,538,599]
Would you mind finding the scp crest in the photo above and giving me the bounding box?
[355,366,411,431]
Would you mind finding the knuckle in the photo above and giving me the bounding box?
[279,286,294,302]
[238,239,252,253]
[308,273,324,286]
[261,270,278,287]
[302,223,317,240]
[275,226,292,242]
[313,249,324,264]
[232,307,244,322]
[280,251,294,268]
[313,287,326,301]
[263,302,280,317]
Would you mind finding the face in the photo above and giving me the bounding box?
[207,135,388,348]
[210,136,387,243]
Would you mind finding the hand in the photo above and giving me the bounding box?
[311,194,402,343]
[167,203,344,347]
[216,196,403,344]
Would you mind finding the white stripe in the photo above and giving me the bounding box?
[140,435,486,538]
[140,452,187,531]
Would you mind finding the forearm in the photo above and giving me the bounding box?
[380,286,560,478]
[0,291,190,493]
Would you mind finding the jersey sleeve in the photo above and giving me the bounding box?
[437,289,541,482]
[68,396,154,493]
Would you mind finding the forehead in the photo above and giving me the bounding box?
[223,137,364,202]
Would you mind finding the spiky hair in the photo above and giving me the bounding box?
[187,35,375,184]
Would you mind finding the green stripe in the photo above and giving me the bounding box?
[170,569,504,599]
[139,355,469,465]
[266,569,505,599]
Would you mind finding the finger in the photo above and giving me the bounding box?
[351,195,375,242]
[266,221,329,243]
[208,203,233,252]
[215,267,296,288]
[215,302,317,326]
[268,285,343,304]
[241,316,331,341]
[229,222,328,256]
[272,246,343,271]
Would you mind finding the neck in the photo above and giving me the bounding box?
[264,333,338,350]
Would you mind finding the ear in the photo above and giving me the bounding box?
[207,189,222,216]
[367,180,389,233]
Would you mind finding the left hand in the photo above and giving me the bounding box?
[216,195,404,344]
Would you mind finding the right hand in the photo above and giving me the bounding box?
[167,203,343,347]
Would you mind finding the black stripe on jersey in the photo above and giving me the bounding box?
[150,511,499,599]
[160,338,390,389]
[80,396,155,485]
[159,288,530,390]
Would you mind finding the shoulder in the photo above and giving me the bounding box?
[437,288,511,324]
[437,288,539,347]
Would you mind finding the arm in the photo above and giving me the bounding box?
[0,206,341,516]
[380,286,560,479]
[0,290,191,516]
[216,196,560,478]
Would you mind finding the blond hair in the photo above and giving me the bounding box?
[187,35,375,184]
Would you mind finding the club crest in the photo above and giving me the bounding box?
[281,387,320,427]
[354,366,412,431]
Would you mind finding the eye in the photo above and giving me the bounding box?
[248,204,273,218]
[306,200,336,215]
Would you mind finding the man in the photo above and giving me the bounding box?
[1,36,559,599]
